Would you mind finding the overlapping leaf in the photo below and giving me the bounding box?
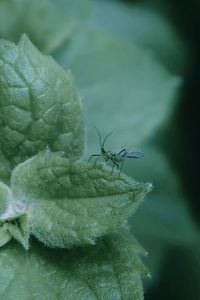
[0,181,30,249]
[0,1,157,297]
[9,150,152,248]
[0,227,148,300]
[0,35,84,172]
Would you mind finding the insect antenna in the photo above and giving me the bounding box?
[91,124,112,150]
[90,124,102,149]
[102,132,112,149]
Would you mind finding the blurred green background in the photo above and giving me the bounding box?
[1,0,199,299]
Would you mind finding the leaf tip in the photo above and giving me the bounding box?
[145,182,153,193]
[19,33,29,44]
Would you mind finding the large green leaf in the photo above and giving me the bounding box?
[0,227,148,300]
[0,0,75,53]
[56,28,182,155]
[89,0,189,73]
[9,150,151,248]
[0,35,84,170]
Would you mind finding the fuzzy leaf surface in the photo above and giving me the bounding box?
[0,35,84,170]
[0,227,148,300]
[10,151,152,248]
[0,181,10,214]
[0,181,30,249]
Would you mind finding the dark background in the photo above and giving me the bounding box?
[123,0,200,299]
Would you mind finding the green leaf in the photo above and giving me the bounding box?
[10,150,152,248]
[0,181,10,214]
[128,145,198,243]
[55,0,91,21]
[0,181,30,249]
[89,0,189,73]
[0,226,12,247]
[0,215,30,249]
[0,151,11,184]
[0,0,75,53]
[0,34,84,169]
[56,28,182,153]
[126,145,199,279]
[0,227,148,300]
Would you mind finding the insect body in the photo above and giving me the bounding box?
[88,126,144,175]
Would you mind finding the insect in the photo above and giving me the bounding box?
[88,125,144,175]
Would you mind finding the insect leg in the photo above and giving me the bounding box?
[119,157,125,176]
[111,161,119,174]
[88,154,101,163]
[94,154,101,165]
[117,148,127,156]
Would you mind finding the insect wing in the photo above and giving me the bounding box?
[117,148,127,157]
[125,151,144,158]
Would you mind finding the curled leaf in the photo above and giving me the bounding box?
[0,215,30,250]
